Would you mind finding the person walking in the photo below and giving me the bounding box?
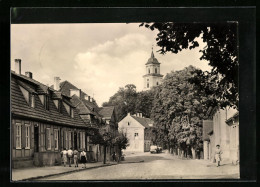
[112,152,116,162]
[214,145,223,167]
[60,148,68,167]
[67,147,73,167]
[73,148,79,167]
[80,149,87,168]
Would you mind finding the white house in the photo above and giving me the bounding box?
[118,113,154,152]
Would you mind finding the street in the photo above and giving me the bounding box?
[39,152,239,180]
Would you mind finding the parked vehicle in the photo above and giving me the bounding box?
[150,145,158,153]
[157,147,163,153]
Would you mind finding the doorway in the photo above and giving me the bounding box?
[74,132,77,149]
[34,125,39,152]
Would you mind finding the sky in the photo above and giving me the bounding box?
[11,23,211,106]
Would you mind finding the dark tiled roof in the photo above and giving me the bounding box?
[11,72,86,128]
[131,115,154,128]
[98,106,115,119]
[59,80,99,110]
[203,120,213,141]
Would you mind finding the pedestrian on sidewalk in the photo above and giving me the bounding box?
[60,148,68,167]
[80,149,87,168]
[214,145,223,167]
[67,147,73,167]
[73,148,79,167]
[112,152,116,162]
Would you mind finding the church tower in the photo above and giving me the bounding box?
[143,49,163,91]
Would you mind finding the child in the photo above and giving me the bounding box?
[215,145,223,167]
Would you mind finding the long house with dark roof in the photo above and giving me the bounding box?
[11,59,97,168]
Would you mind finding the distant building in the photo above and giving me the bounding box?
[143,49,163,90]
[118,113,154,152]
[203,107,239,165]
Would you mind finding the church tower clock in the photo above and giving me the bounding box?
[143,49,163,90]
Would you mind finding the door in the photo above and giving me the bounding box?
[34,125,39,152]
[74,132,77,149]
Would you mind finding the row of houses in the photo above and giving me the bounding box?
[11,59,117,168]
[203,107,239,165]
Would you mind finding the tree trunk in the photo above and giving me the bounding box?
[103,145,106,164]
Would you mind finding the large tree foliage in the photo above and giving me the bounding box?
[151,66,215,152]
[140,22,238,109]
[103,84,155,121]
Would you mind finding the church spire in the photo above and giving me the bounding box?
[151,46,155,58]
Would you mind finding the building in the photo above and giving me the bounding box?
[143,49,163,90]
[11,59,90,168]
[118,113,154,152]
[202,107,239,165]
[58,80,118,162]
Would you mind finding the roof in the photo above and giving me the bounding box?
[226,111,239,124]
[145,51,161,65]
[98,106,115,119]
[203,120,213,141]
[11,72,86,128]
[59,80,99,109]
[131,115,154,128]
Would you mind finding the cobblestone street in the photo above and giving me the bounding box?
[38,152,239,180]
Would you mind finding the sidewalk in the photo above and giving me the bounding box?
[12,162,118,181]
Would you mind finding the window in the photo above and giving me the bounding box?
[71,108,74,118]
[54,129,59,150]
[128,122,130,126]
[25,124,30,149]
[147,79,149,81]
[80,132,85,149]
[46,128,51,150]
[157,82,159,85]
[19,86,29,104]
[147,83,149,88]
[53,100,59,109]
[45,95,50,110]
[68,131,72,149]
[155,68,157,74]
[63,102,71,116]
[148,68,150,74]
[134,133,139,137]
[30,95,35,108]
[16,123,21,149]
[65,131,68,149]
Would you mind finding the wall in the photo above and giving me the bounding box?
[12,117,88,168]
[118,115,145,152]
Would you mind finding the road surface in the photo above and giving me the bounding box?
[39,152,239,180]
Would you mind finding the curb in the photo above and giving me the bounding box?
[19,163,117,181]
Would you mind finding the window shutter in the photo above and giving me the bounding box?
[63,131,66,149]
[21,123,26,149]
[78,132,81,149]
[29,124,32,149]
[58,130,60,151]
[13,122,16,149]
[45,128,48,150]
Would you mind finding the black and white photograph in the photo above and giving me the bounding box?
[10,9,245,181]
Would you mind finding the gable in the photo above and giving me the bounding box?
[118,115,145,130]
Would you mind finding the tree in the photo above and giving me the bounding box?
[90,128,113,164]
[151,66,215,156]
[140,22,238,109]
[112,131,129,163]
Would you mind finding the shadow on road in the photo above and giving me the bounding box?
[123,154,171,163]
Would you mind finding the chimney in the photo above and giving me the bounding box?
[140,113,143,118]
[136,113,139,117]
[84,95,89,100]
[54,77,61,90]
[127,113,130,116]
[90,97,93,102]
[88,96,90,101]
[25,71,33,79]
[14,59,21,74]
